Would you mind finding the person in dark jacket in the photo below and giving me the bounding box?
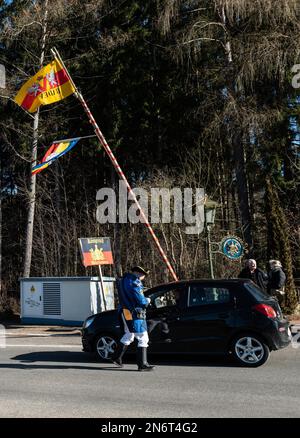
[111,266,155,371]
[238,259,268,292]
[267,260,286,305]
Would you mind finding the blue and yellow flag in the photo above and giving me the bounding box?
[32,138,79,175]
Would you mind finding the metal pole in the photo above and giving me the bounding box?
[52,134,97,144]
[98,265,107,311]
[51,48,178,282]
[207,225,214,279]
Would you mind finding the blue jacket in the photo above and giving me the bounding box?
[117,273,149,333]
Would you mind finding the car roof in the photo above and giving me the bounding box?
[145,278,252,292]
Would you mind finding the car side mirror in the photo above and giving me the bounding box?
[147,301,155,309]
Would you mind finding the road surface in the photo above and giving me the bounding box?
[0,324,299,418]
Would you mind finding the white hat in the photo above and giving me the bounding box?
[269,259,282,268]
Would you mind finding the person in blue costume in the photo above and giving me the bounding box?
[111,266,155,371]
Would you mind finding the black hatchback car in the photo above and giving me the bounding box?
[81,279,291,367]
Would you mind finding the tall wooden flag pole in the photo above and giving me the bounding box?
[51,48,178,282]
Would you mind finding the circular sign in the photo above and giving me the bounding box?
[221,236,244,260]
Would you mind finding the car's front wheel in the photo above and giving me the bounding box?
[231,334,270,367]
[94,334,118,361]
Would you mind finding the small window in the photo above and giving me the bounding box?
[188,285,230,307]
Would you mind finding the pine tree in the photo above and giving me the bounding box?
[265,178,298,314]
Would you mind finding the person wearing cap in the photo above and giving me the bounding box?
[238,259,268,292]
[267,260,286,304]
[111,266,155,371]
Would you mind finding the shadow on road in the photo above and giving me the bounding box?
[3,350,239,370]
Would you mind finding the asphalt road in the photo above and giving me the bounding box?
[0,326,300,418]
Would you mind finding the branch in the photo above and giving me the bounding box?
[192,20,227,32]
[2,134,32,163]
[182,37,225,48]
[5,20,42,38]
[0,95,35,119]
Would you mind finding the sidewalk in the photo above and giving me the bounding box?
[2,324,81,337]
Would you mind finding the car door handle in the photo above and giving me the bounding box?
[168,316,181,322]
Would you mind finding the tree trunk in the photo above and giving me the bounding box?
[221,6,253,249]
[232,132,253,248]
[23,112,39,277]
[23,0,48,277]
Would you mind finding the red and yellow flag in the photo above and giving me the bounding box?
[14,59,75,113]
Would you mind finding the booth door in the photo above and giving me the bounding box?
[22,282,43,317]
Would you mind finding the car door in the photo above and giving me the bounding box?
[146,284,188,352]
[174,283,237,354]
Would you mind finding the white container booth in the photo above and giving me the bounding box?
[20,276,115,326]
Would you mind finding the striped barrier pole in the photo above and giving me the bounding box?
[51,48,179,282]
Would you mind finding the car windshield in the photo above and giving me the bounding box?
[244,282,271,301]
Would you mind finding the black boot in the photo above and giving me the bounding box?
[111,343,128,367]
[137,347,155,371]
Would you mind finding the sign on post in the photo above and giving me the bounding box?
[78,237,113,267]
[78,237,114,311]
[218,236,245,260]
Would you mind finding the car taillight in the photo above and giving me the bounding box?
[253,304,277,319]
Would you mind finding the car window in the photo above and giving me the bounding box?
[188,285,231,307]
[149,288,182,309]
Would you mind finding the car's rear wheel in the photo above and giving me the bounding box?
[94,334,118,361]
[231,334,270,367]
